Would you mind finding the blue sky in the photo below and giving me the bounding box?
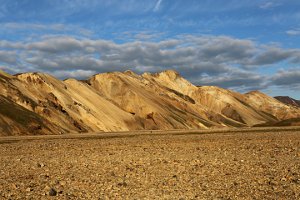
[0,0,300,98]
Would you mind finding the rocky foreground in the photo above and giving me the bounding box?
[1,128,300,199]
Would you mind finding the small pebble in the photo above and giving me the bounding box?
[49,188,57,196]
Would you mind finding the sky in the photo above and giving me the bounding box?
[0,0,300,99]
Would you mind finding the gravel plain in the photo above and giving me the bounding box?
[1,128,300,199]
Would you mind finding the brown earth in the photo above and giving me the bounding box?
[1,127,300,199]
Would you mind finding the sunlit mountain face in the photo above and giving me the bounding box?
[1,69,300,135]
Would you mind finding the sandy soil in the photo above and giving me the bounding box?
[1,127,300,199]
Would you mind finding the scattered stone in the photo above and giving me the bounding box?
[59,181,66,186]
[1,129,300,199]
[37,163,45,168]
[11,183,18,190]
[281,177,287,182]
[117,182,128,187]
[49,188,57,196]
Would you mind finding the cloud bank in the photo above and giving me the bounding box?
[0,35,300,93]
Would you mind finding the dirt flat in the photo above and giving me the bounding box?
[1,127,300,199]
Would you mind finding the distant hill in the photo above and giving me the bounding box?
[1,69,300,136]
[274,96,300,108]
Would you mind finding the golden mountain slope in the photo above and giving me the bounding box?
[15,73,139,133]
[87,71,218,130]
[1,69,299,135]
[146,70,278,126]
[244,91,300,120]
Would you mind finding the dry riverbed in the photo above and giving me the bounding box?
[1,128,300,199]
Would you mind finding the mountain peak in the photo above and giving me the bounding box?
[158,70,180,80]
[124,70,138,76]
[275,96,300,107]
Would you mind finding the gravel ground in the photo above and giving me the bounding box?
[0,129,300,199]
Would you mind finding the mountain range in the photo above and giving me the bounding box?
[1,69,300,136]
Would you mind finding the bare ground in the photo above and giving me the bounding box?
[1,127,300,199]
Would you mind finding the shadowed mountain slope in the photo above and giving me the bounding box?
[274,96,300,108]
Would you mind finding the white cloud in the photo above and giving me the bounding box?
[52,69,97,79]
[246,47,298,66]
[270,68,300,90]
[153,0,162,12]
[286,28,300,36]
[259,2,280,9]
[0,51,17,64]
[193,69,267,91]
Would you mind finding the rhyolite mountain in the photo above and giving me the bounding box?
[1,69,300,136]
[274,96,300,108]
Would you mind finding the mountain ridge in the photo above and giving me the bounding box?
[1,69,300,136]
[274,96,300,108]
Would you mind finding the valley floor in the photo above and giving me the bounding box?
[1,127,300,199]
